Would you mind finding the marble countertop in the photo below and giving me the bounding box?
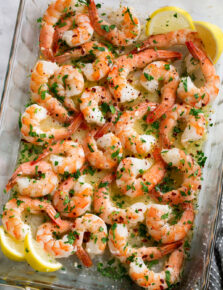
[0,0,19,95]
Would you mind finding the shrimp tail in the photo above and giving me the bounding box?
[156,50,182,61]
[46,206,63,227]
[185,41,206,62]
[160,241,183,256]
[76,246,93,267]
[67,113,84,134]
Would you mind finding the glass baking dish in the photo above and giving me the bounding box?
[0,0,223,289]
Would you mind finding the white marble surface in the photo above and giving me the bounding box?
[0,0,19,95]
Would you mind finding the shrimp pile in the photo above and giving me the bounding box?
[2,0,220,289]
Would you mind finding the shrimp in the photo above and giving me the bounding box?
[5,161,58,197]
[53,175,93,218]
[84,131,123,170]
[39,0,93,60]
[21,104,83,144]
[94,174,147,225]
[48,65,84,112]
[2,197,62,241]
[73,213,107,267]
[30,61,84,123]
[108,223,182,263]
[88,0,140,46]
[146,203,194,244]
[80,86,113,126]
[160,104,206,148]
[177,41,220,107]
[36,220,75,258]
[116,153,166,198]
[33,140,85,175]
[53,41,114,82]
[132,28,204,53]
[108,49,181,103]
[151,148,201,205]
[129,247,184,290]
[115,102,157,156]
[140,61,180,123]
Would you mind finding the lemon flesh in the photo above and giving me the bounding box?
[0,226,25,262]
[194,21,223,64]
[24,233,62,272]
[146,6,195,36]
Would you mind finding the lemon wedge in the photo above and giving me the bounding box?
[0,226,25,262]
[194,21,223,64]
[24,232,62,272]
[146,6,195,36]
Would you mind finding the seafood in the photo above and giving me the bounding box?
[53,175,93,218]
[108,223,182,263]
[31,61,84,123]
[108,49,181,103]
[140,61,180,123]
[177,41,220,107]
[88,0,140,46]
[73,213,107,267]
[39,0,93,60]
[53,41,114,82]
[20,104,83,144]
[129,247,184,289]
[48,65,84,111]
[80,86,112,126]
[115,102,157,156]
[132,28,204,53]
[146,203,194,243]
[36,220,75,258]
[94,174,147,225]
[116,152,166,198]
[84,131,123,170]
[6,161,58,197]
[151,148,201,204]
[33,140,85,175]
[2,197,62,241]
[160,104,206,148]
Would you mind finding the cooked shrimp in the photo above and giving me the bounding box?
[132,28,204,53]
[108,49,181,103]
[53,175,93,218]
[73,213,107,266]
[31,61,84,123]
[80,86,113,126]
[108,223,182,263]
[160,104,206,148]
[21,104,83,144]
[2,197,62,241]
[94,174,147,225]
[54,41,114,82]
[36,220,75,258]
[5,161,58,197]
[140,61,180,123]
[84,131,123,170]
[33,140,85,175]
[146,203,194,243]
[39,0,93,60]
[48,65,84,111]
[177,41,220,107]
[116,154,166,198]
[129,247,184,290]
[88,0,140,46]
[151,148,201,204]
[115,102,157,156]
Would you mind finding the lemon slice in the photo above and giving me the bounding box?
[146,6,195,35]
[0,226,25,262]
[194,21,223,64]
[24,232,62,272]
